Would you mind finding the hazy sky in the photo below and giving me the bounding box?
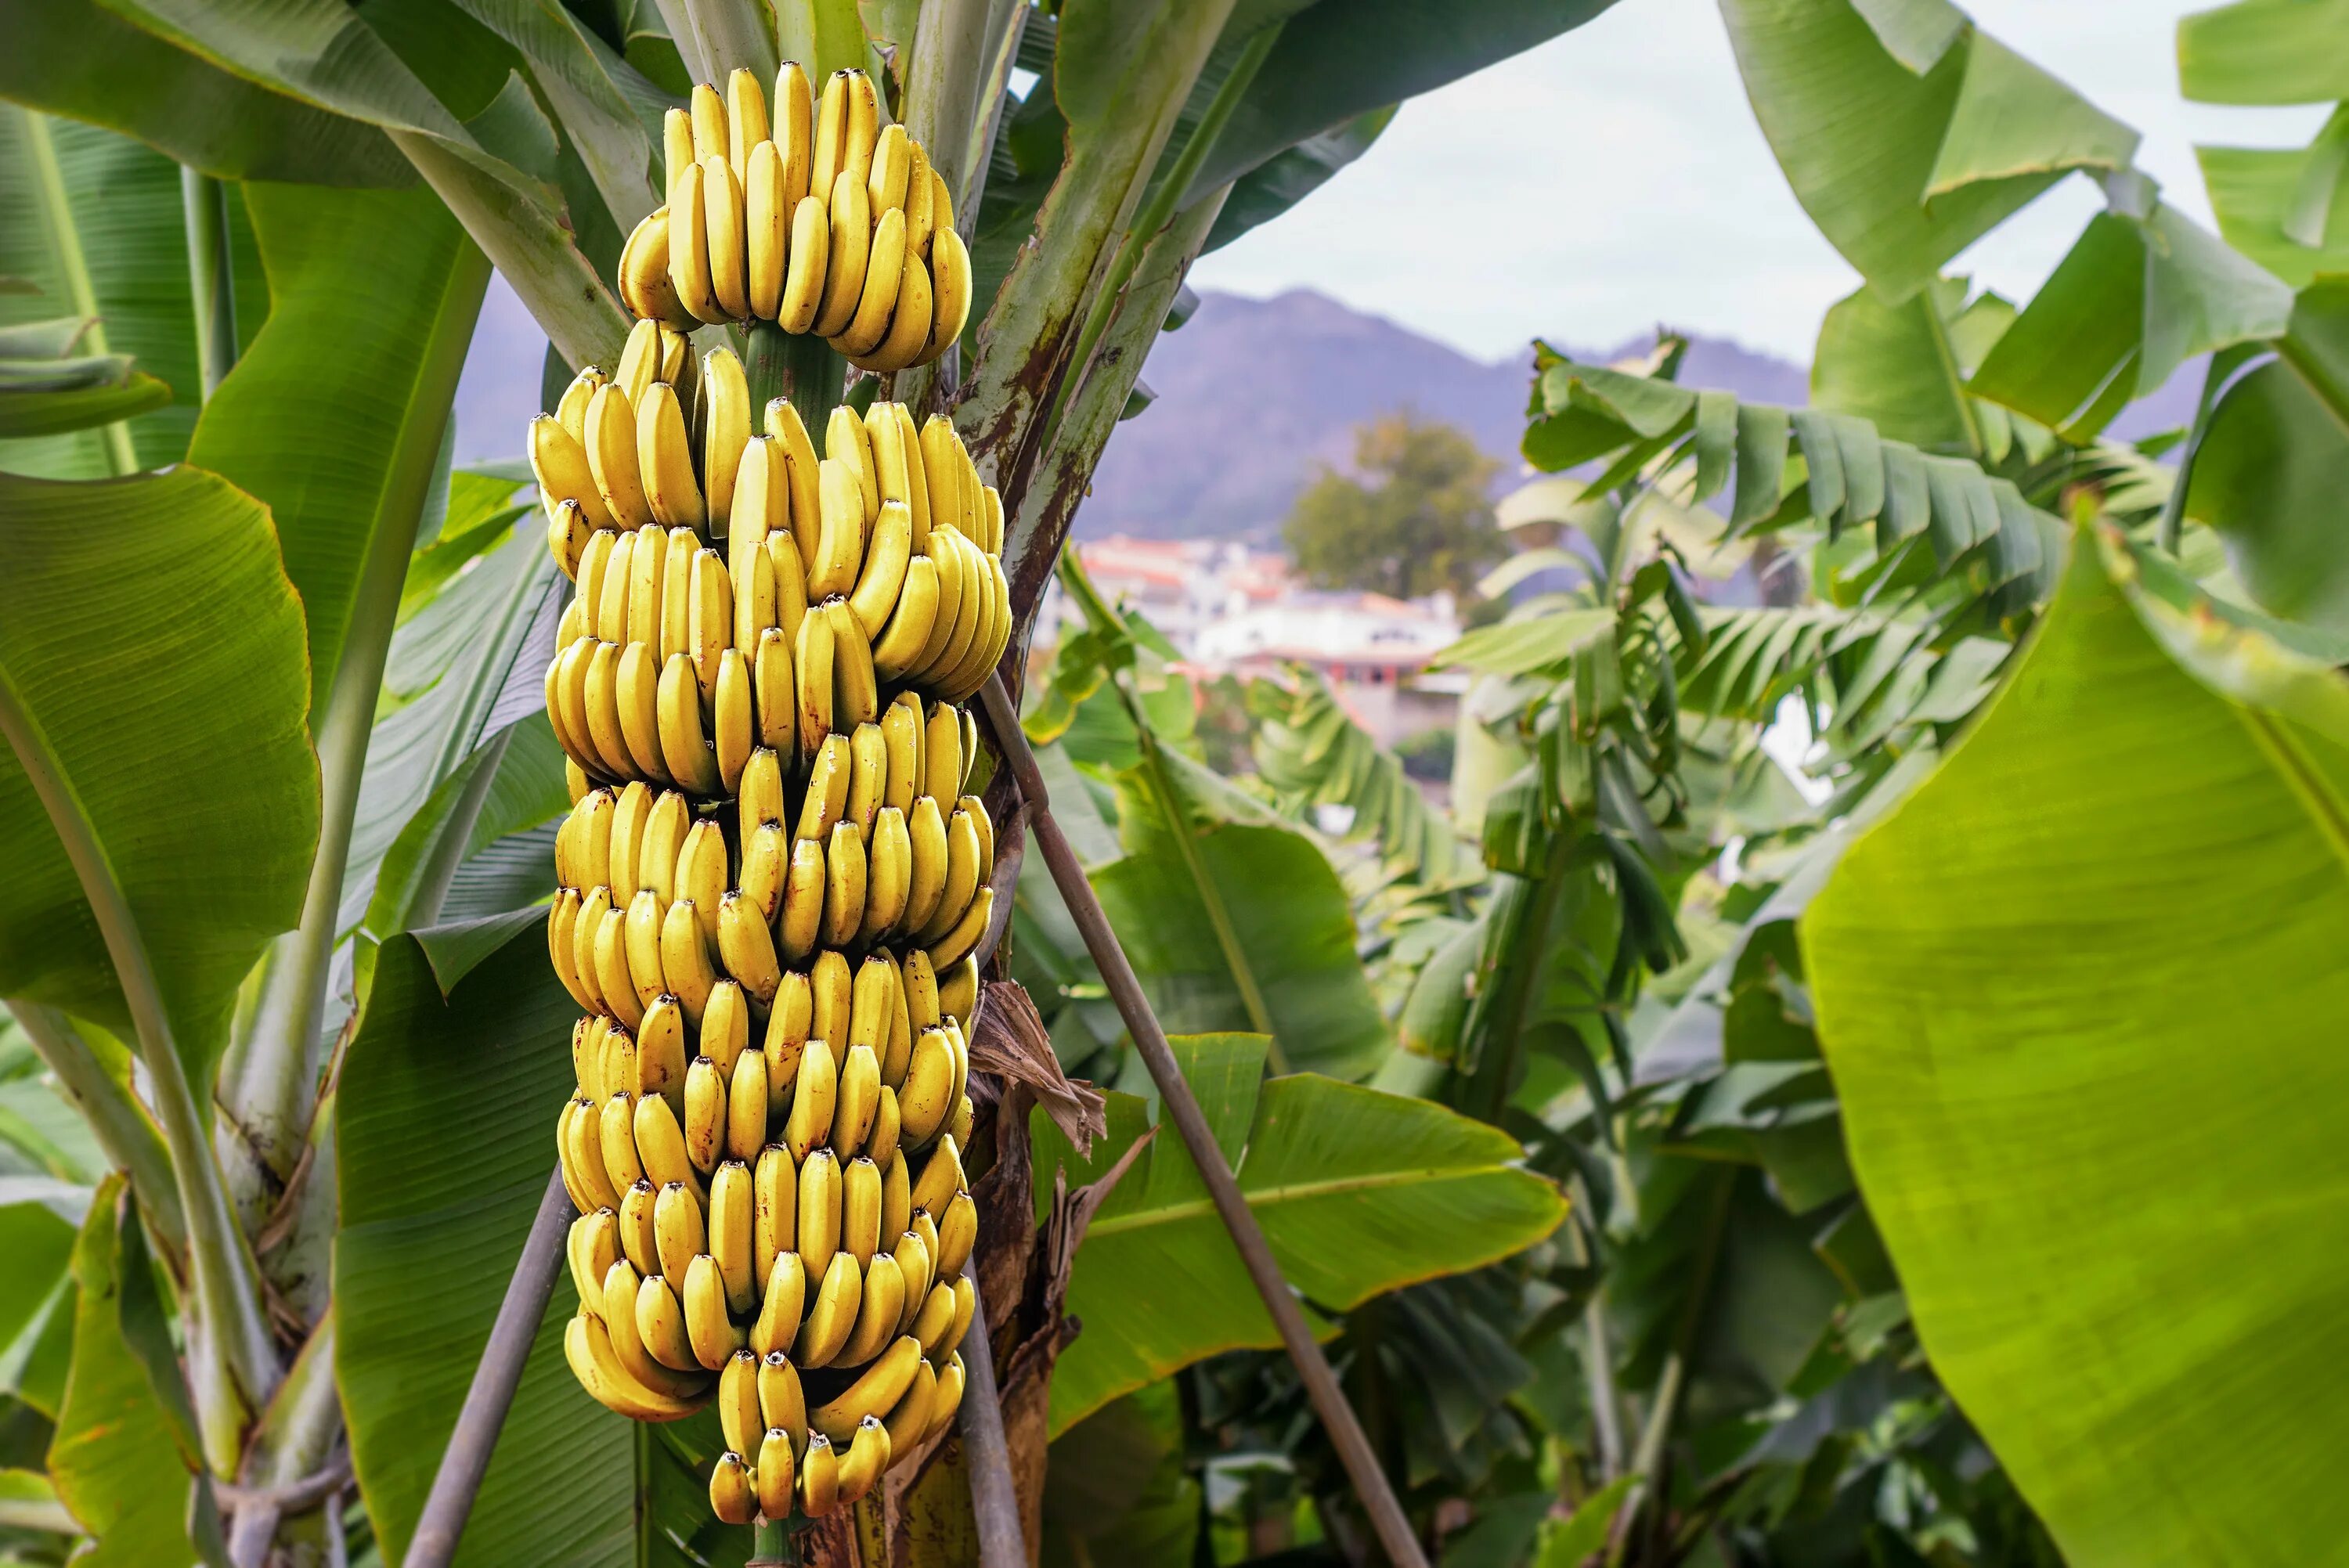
[1189,0,2332,364]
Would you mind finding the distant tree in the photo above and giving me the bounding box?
[1283,412,1506,603]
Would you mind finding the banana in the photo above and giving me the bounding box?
[564,1096,623,1210]
[550,893,593,1011]
[656,652,723,795]
[615,316,664,406]
[828,402,880,524]
[937,955,978,1029]
[597,1026,637,1108]
[900,796,949,939]
[911,1134,964,1220]
[633,526,677,656]
[705,976,752,1071]
[943,1018,969,1111]
[882,1152,912,1252]
[731,458,781,654]
[961,794,996,878]
[676,820,728,942]
[529,413,611,532]
[690,81,727,160]
[567,755,593,806]
[926,227,973,365]
[568,1310,705,1421]
[926,885,993,972]
[917,417,963,539]
[708,1451,756,1527]
[831,597,880,729]
[793,600,839,769]
[796,732,852,842]
[669,160,722,323]
[881,694,925,816]
[866,122,910,214]
[636,1086,706,1202]
[907,1279,958,1360]
[822,819,868,949]
[637,791,689,903]
[812,171,873,339]
[898,1029,956,1148]
[772,836,821,965]
[767,974,814,1101]
[619,207,695,330]
[709,1158,757,1314]
[848,957,893,1065]
[808,456,866,601]
[599,1094,646,1189]
[889,403,930,546]
[751,1249,806,1358]
[862,807,911,940]
[856,246,933,374]
[799,1430,839,1516]
[583,651,636,820]
[612,1177,658,1278]
[831,206,906,359]
[637,996,691,1114]
[834,1044,881,1163]
[868,1083,903,1173]
[900,947,941,1033]
[910,538,968,687]
[929,530,989,690]
[926,1352,965,1443]
[553,640,604,779]
[719,1347,763,1457]
[808,948,855,1061]
[568,1209,622,1306]
[841,1155,882,1267]
[637,381,705,531]
[916,806,981,944]
[943,1275,976,1364]
[847,501,912,640]
[755,626,796,753]
[684,542,728,695]
[940,538,1000,698]
[756,1427,798,1521]
[777,194,831,334]
[724,67,768,181]
[684,1253,745,1369]
[738,821,787,924]
[812,1336,922,1442]
[740,747,786,836]
[615,643,670,781]
[702,347,752,523]
[836,1256,905,1376]
[910,1206,940,1279]
[634,1268,702,1374]
[796,1146,842,1281]
[660,323,692,388]
[753,1144,799,1291]
[603,1260,713,1400]
[571,886,613,1014]
[903,139,936,261]
[841,70,880,193]
[935,1189,976,1278]
[594,529,636,644]
[785,1037,839,1162]
[795,1249,861,1369]
[713,648,754,794]
[607,781,652,903]
[845,721,887,838]
[810,69,849,208]
[884,1358,937,1457]
[684,1056,727,1173]
[768,530,810,654]
[662,106,695,203]
[767,398,824,559]
[727,1044,769,1162]
[557,591,589,657]
[890,1224,930,1329]
[570,1015,605,1101]
[948,1094,974,1149]
[871,556,943,683]
[700,153,750,321]
[758,1349,807,1447]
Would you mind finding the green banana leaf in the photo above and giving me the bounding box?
[1039,1381,1199,1568]
[1717,0,2137,302]
[0,108,266,476]
[0,0,410,186]
[2177,0,2349,106]
[1810,277,2029,462]
[45,1177,197,1565]
[337,917,741,1568]
[1803,529,2349,1565]
[1032,1033,1568,1433]
[0,464,315,1076]
[2182,279,2349,629]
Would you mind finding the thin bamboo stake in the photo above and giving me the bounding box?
[976,674,1431,1568]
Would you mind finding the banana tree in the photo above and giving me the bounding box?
[0,1,1623,1562]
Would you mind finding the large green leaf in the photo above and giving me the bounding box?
[0,0,410,185]
[1803,531,2349,1565]
[2199,141,2349,289]
[336,921,634,1568]
[2178,0,2349,106]
[1033,1033,1568,1433]
[1811,276,2026,460]
[46,1177,197,1565]
[2183,279,2349,629]
[1718,0,2138,301]
[0,466,315,1072]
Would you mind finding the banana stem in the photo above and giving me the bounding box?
[903,0,993,216]
[0,669,279,1461]
[23,110,138,476]
[6,1000,187,1260]
[181,169,240,402]
[1037,22,1279,456]
[681,0,778,82]
[745,323,846,445]
[956,0,1029,222]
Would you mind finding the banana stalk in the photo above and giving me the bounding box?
[22,112,135,476]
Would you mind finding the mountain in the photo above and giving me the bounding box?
[1078,288,1810,543]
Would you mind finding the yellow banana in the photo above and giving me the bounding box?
[835,1042,882,1160]
[926,227,972,366]
[948,1094,975,1156]
[810,69,848,206]
[794,602,838,769]
[812,171,872,338]
[627,521,672,653]
[668,159,722,323]
[615,642,670,782]
[847,500,912,640]
[568,1209,622,1306]
[937,956,978,1030]
[753,1144,799,1291]
[724,67,767,182]
[684,1253,745,1369]
[778,835,826,963]
[713,647,754,794]
[810,950,853,1051]
[862,807,910,940]
[719,1346,763,1458]
[637,381,705,530]
[636,1078,707,1202]
[594,530,635,643]
[796,731,851,842]
[758,1348,807,1447]
[855,246,933,374]
[943,1276,976,1365]
[844,721,887,838]
[866,122,910,214]
[768,529,810,653]
[636,1268,702,1372]
[898,1030,956,1149]
[841,70,879,193]
[709,1452,756,1527]
[701,346,751,522]
[755,1427,798,1521]
[544,654,586,772]
[889,402,930,548]
[900,796,949,937]
[812,1336,922,1442]
[700,976,753,1074]
[831,597,879,729]
[840,1155,882,1267]
[796,1144,842,1283]
[767,973,814,1104]
[599,1093,645,1189]
[618,207,695,331]
[739,746,786,836]
[637,996,691,1114]
[567,1310,706,1421]
[882,1152,912,1253]
[727,1043,769,1162]
[684,1055,727,1174]
[828,403,880,527]
[910,1206,940,1278]
[731,456,781,654]
[911,1134,964,1220]
[602,1260,713,1400]
[767,397,823,557]
[940,539,1001,698]
[926,885,993,972]
[700,153,750,321]
[835,1253,904,1369]
[751,1249,806,1359]
[529,413,612,532]
[848,950,893,1065]
[900,946,941,1033]
[597,1025,636,1109]
[583,644,635,789]
[709,1158,757,1315]
[903,139,935,260]
[662,106,695,203]
[607,780,652,903]
[551,899,591,1011]
[777,193,830,334]
[563,1096,622,1211]
[614,315,662,406]
[868,1083,902,1173]
[739,820,786,922]
[681,539,724,691]
[808,456,866,600]
[890,1224,929,1328]
[822,818,868,948]
[798,1429,839,1516]
[690,81,727,160]
[555,640,608,780]
[926,1351,965,1443]
[656,652,723,795]
[755,626,795,752]
[881,694,924,816]
[619,1178,660,1278]
[831,206,906,359]
[960,793,996,877]
[943,1018,969,1111]
[795,1250,862,1370]
[910,536,968,686]
[570,886,613,1014]
[918,418,963,539]
[569,1015,604,1101]
[935,1189,976,1278]
[871,556,942,683]
[785,1037,838,1162]
[928,530,989,690]
[908,1279,958,1360]
[916,806,981,943]
[884,1358,937,1456]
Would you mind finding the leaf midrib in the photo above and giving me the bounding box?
[1082,1162,1508,1238]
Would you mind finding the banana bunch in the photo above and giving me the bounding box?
[615,66,972,373]
[531,337,1015,802]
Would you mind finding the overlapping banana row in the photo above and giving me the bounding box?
[530,337,1012,802]
[615,64,971,372]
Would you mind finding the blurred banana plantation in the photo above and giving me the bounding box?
[3,0,2348,1564]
